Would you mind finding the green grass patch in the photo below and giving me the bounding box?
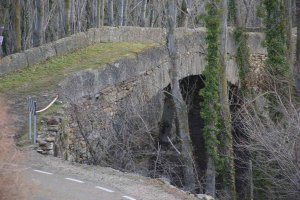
[0,42,154,96]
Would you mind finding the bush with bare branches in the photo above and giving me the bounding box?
[235,93,300,199]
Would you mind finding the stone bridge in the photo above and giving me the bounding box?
[0,27,266,165]
[54,27,266,164]
[57,27,265,103]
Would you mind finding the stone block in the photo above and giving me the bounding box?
[39,43,56,60]
[70,32,89,49]
[46,137,55,142]
[197,194,214,200]
[94,28,102,43]
[108,27,121,42]
[25,47,42,66]
[0,55,12,75]
[9,53,28,71]
[53,38,68,56]
[86,28,96,44]
[247,32,267,54]
[0,53,29,75]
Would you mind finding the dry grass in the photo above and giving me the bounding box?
[0,96,29,200]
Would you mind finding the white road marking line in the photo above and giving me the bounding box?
[123,196,136,200]
[64,178,84,183]
[33,170,53,175]
[95,186,114,193]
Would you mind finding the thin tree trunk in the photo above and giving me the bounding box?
[118,0,124,26]
[108,0,114,26]
[285,0,293,68]
[86,0,92,28]
[206,156,216,197]
[15,0,21,52]
[65,0,71,35]
[159,89,175,144]
[249,160,254,200]
[166,0,196,191]
[70,0,75,33]
[140,0,147,27]
[220,0,236,199]
[178,0,188,28]
[123,0,128,26]
[36,0,45,46]
[295,0,300,94]
[97,0,105,27]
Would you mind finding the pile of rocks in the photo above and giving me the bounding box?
[36,117,61,155]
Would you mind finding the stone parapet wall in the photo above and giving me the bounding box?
[0,26,266,76]
[0,26,199,76]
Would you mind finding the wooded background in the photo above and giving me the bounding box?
[1,0,296,56]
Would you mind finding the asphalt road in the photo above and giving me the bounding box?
[27,168,137,200]
[24,150,196,200]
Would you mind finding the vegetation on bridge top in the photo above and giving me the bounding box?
[0,42,154,95]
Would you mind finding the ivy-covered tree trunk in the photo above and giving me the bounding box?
[202,0,222,197]
[229,0,250,92]
[263,0,289,121]
[166,0,196,191]
[263,0,289,86]
[219,0,236,199]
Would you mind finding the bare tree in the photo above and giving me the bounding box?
[123,0,128,26]
[97,0,105,27]
[166,0,196,191]
[36,0,45,46]
[285,0,293,68]
[235,92,300,199]
[118,0,124,26]
[140,0,147,27]
[107,0,114,26]
[178,0,189,28]
[15,0,21,52]
[295,0,300,94]
[65,0,71,35]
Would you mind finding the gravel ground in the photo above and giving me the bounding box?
[25,149,198,200]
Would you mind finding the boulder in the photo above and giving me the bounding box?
[196,194,214,200]
[46,137,55,142]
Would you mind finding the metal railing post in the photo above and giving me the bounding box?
[29,111,32,140]
[34,101,37,144]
